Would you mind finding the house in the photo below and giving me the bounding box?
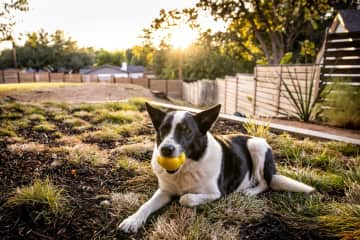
[328,9,360,33]
[80,63,145,81]
[316,9,360,83]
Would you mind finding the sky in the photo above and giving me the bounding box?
[1,0,224,51]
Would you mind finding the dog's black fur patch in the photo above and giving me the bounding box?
[264,149,276,185]
[216,135,253,195]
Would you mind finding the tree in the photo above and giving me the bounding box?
[0,0,29,68]
[0,29,95,71]
[95,49,126,66]
[197,0,355,64]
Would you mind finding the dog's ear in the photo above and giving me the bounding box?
[145,102,166,130]
[194,104,221,134]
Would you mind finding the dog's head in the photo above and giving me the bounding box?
[145,103,221,173]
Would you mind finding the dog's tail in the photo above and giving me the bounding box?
[270,175,315,193]
[263,146,315,193]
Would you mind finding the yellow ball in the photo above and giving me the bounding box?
[157,152,186,171]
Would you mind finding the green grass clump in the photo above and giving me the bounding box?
[242,117,271,139]
[128,97,147,111]
[91,110,138,124]
[71,103,96,113]
[5,178,68,218]
[278,166,345,192]
[33,122,57,132]
[103,102,138,111]
[0,127,17,137]
[81,128,119,143]
[0,82,81,92]
[72,110,94,120]
[63,117,92,132]
[28,113,46,122]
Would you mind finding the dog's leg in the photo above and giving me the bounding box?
[179,193,220,207]
[119,189,171,233]
[243,138,271,196]
[243,180,268,196]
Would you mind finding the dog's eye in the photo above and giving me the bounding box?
[179,124,191,134]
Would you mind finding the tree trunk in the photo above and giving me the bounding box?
[12,40,17,68]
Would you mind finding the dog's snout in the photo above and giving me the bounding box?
[160,144,175,157]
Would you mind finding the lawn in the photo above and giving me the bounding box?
[0,98,359,240]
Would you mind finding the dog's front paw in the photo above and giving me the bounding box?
[118,214,144,233]
[179,194,200,207]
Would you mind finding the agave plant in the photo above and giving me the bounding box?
[281,65,324,122]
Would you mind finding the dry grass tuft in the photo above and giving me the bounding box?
[111,192,147,217]
[146,204,239,240]
[67,143,108,166]
[7,142,47,153]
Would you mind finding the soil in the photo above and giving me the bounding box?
[0,83,163,103]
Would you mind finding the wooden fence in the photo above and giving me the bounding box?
[183,65,321,117]
[0,70,182,98]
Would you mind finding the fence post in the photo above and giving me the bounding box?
[275,66,282,116]
[313,65,321,100]
[48,72,51,82]
[62,73,65,82]
[253,67,258,116]
[147,77,150,88]
[165,80,169,95]
[80,74,83,83]
[224,78,228,114]
[1,70,4,83]
[235,76,239,113]
[33,72,36,82]
[17,71,20,83]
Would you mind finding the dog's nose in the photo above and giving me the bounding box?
[160,144,175,157]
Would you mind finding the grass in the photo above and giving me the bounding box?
[242,116,271,139]
[0,82,82,92]
[5,178,68,219]
[33,121,57,132]
[1,99,359,239]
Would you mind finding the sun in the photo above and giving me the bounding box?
[169,25,198,49]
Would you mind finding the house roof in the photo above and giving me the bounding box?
[338,9,360,32]
[80,64,145,74]
[82,65,128,75]
[127,65,145,73]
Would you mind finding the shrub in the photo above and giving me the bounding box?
[318,81,360,128]
[242,116,271,139]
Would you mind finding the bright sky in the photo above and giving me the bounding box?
[1,0,224,51]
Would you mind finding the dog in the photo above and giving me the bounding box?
[119,103,315,233]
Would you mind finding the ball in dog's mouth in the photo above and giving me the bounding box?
[157,152,186,173]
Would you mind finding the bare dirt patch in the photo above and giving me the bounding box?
[0,83,162,103]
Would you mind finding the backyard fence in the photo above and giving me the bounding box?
[183,65,321,117]
[0,70,183,98]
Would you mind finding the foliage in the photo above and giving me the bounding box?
[0,29,95,71]
[95,49,126,66]
[197,0,355,64]
[318,81,360,128]
[281,66,320,121]
[0,0,29,41]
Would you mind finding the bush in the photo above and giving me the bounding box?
[319,82,360,128]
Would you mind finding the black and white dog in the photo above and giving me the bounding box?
[119,103,314,233]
